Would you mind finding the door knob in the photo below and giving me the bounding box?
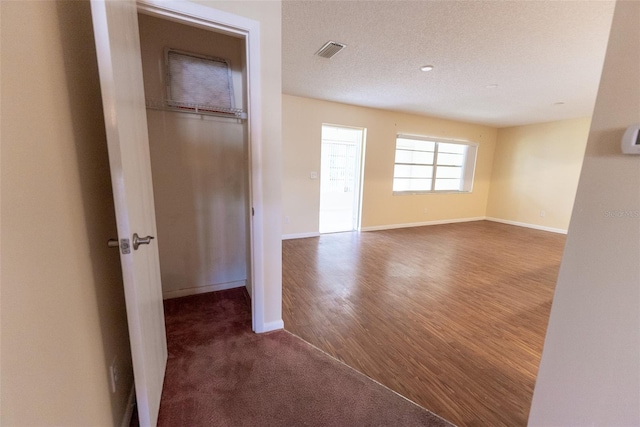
[133,233,155,250]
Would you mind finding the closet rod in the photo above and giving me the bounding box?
[145,99,247,120]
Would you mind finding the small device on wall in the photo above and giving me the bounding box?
[622,123,640,154]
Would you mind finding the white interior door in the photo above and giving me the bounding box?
[91,1,167,426]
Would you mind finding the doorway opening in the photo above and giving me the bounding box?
[319,125,365,234]
[138,13,252,304]
[93,1,267,424]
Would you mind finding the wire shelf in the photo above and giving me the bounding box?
[145,99,247,120]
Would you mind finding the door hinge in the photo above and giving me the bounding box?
[252,207,255,217]
[120,238,131,254]
[108,238,131,254]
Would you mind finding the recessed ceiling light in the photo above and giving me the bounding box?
[420,65,434,72]
[486,84,498,89]
[554,101,566,105]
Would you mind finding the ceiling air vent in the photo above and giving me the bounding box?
[315,41,346,59]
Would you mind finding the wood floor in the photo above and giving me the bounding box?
[282,220,566,427]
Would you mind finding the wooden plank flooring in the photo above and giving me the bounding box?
[282,221,566,427]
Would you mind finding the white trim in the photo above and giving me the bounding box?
[319,123,367,232]
[258,319,284,333]
[485,217,568,234]
[137,0,253,37]
[282,232,321,240]
[362,216,567,234]
[246,25,265,335]
[162,280,246,300]
[136,0,266,334]
[397,133,478,146]
[295,217,567,235]
[120,385,136,427]
[361,217,486,232]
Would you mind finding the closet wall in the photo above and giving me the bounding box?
[138,14,250,299]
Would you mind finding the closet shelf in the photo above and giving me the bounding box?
[145,99,247,120]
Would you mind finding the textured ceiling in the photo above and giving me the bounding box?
[282,1,615,128]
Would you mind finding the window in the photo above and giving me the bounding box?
[165,48,237,115]
[393,135,477,193]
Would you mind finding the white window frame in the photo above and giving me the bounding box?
[392,134,478,194]
[164,48,239,116]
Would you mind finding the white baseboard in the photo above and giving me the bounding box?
[256,319,284,333]
[282,232,321,240]
[284,217,567,236]
[361,216,486,232]
[485,217,567,234]
[163,280,246,300]
[120,385,135,427]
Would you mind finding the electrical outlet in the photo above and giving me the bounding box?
[423,208,428,214]
[540,210,546,218]
[310,171,318,180]
[109,357,119,393]
[285,216,290,224]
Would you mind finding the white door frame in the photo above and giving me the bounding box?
[319,124,366,233]
[136,0,266,332]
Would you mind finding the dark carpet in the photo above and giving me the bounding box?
[154,288,454,426]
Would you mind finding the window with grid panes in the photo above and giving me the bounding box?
[393,135,478,193]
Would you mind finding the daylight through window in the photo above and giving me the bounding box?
[393,135,477,193]
[166,49,234,113]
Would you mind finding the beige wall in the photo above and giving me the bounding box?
[1,0,283,424]
[1,1,133,425]
[282,95,497,236]
[139,14,249,298]
[529,1,640,424]
[189,0,282,327]
[487,117,591,231]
